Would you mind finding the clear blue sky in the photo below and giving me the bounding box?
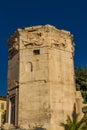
[0,0,87,95]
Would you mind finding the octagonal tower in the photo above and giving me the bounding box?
[7,25,77,130]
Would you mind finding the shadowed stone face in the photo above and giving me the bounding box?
[82,106,87,114]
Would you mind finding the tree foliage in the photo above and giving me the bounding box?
[75,65,87,103]
[61,114,87,130]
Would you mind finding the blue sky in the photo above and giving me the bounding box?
[0,0,87,95]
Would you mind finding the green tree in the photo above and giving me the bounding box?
[61,114,87,130]
[75,65,87,103]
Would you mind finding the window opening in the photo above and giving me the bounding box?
[33,49,40,55]
[1,103,4,110]
[27,62,33,72]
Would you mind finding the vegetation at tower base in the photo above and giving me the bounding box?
[61,114,87,130]
[75,65,87,103]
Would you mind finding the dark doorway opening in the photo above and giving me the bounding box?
[10,96,15,125]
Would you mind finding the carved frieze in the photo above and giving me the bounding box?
[51,38,66,49]
[22,39,44,48]
[8,38,19,60]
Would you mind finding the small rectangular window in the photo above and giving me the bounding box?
[33,49,40,55]
[1,103,4,110]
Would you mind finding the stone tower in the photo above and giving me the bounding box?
[7,25,82,130]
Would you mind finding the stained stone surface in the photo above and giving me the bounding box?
[7,25,83,130]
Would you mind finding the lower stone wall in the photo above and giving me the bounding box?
[76,91,84,120]
[1,123,47,130]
